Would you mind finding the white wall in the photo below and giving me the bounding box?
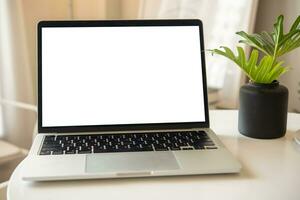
[255,0,300,112]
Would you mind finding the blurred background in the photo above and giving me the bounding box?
[0,0,299,184]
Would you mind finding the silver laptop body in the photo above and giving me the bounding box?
[22,19,241,181]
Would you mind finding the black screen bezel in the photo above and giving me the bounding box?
[38,19,210,133]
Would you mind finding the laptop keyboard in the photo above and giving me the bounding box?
[39,131,217,155]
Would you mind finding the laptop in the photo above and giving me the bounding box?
[22,19,241,181]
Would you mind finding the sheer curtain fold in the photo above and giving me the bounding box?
[0,0,35,148]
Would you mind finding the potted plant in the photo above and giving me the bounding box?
[211,15,300,139]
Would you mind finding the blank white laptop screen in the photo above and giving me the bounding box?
[41,26,206,127]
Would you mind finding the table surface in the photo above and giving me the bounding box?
[7,110,300,200]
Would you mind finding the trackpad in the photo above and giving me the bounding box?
[86,152,180,173]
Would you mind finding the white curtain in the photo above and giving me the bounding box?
[0,0,111,149]
[139,0,259,108]
[0,0,35,148]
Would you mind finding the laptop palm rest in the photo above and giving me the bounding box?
[86,152,180,174]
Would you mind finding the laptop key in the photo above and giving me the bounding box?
[52,150,64,155]
[78,150,92,154]
[170,147,181,151]
[40,150,51,155]
[40,131,217,155]
[202,141,215,146]
[194,146,205,150]
[65,149,76,154]
[154,144,169,151]
[206,146,217,150]
[180,146,194,150]
[93,149,109,153]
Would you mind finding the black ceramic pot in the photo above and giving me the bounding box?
[238,81,288,139]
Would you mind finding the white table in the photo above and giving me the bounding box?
[7,110,300,200]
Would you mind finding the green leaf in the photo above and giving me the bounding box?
[261,31,274,43]
[220,46,236,61]
[209,15,299,84]
[255,56,269,82]
[273,15,284,45]
[253,33,275,54]
[278,29,300,47]
[236,15,300,58]
[266,63,288,82]
[210,46,287,83]
[237,47,246,69]
[258,57,274,83]
[236,31,269,55]
[277,31,300,56]
[247,50,259,79]
[289,15,300,32]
